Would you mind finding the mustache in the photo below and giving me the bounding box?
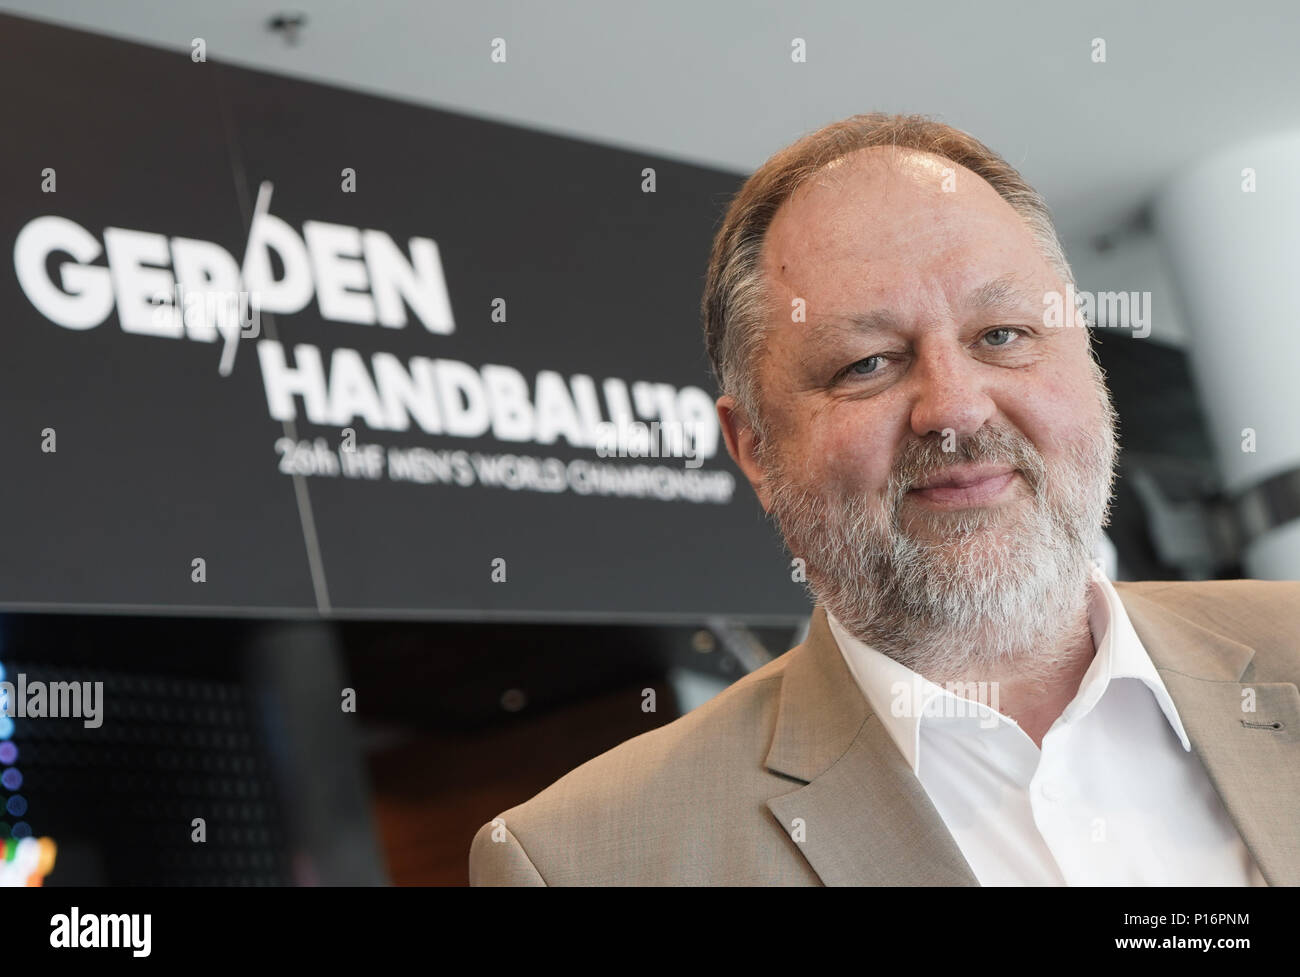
[759,423,1052,532]
[886,426,1047,508]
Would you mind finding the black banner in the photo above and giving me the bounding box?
[0,14,809,623]
[0,884,1279,962]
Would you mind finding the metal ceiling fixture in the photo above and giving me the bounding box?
[267,13,307,46]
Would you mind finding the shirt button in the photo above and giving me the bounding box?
[1040,781,1064,802]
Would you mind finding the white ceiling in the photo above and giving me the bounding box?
[5,0,1298,247]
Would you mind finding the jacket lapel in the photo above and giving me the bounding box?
[1115,586,1300,886]
[763,605,979,885]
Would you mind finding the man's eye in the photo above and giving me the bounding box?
[982,328,1019,347]
[844,355,883,378]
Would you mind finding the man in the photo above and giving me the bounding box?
[469,113,1299,885]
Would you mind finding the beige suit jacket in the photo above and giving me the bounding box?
[469,580,1300,885]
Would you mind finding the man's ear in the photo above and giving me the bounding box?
[716,395,773,512]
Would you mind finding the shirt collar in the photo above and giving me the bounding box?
[1080,565,1192,751]
[825,564,1192,776]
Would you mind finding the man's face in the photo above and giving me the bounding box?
[717,147,1117,677]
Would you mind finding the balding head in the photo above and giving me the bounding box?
[704,119,1117,680]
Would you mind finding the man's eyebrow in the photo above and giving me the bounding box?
[804,307,904,341]
[965,274,1037,313]
[803,275,1037,341]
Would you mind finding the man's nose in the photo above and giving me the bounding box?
[907,349,997,441]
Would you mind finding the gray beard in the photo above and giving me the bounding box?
[761,381,1118,684]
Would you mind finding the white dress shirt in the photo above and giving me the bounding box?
[826,564,1266,885]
